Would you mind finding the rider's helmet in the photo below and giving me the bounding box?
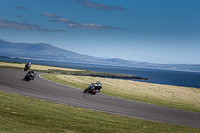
[96,81,101,86]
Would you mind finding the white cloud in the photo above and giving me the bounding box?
[42,12,121,30]
[67,23,120,30]
[75,0,125,11]
[0,19,63,32]
[15,7,29,10]
[42,13,60,18]
[50,18,77,24]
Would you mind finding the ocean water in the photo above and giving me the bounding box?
[1,57,200,89]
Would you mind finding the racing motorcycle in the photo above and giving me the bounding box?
[84,82,102,95]
[24,63,31,71]
[23,71,36,81]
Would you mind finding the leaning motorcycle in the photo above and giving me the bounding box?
[23,72,35,81]
[84,82,102,95]
[24,64,31,71]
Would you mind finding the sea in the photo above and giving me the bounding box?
[1,57,200,89]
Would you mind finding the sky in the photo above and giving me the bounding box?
[0,0,200,64]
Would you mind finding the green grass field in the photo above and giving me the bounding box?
[1,61,200,132]
[1,91,199,133]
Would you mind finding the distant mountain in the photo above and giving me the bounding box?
[0,39,102,63]
[103,58,200,72]
[0,39,200,72]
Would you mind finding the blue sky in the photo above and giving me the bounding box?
[0,0,200,64]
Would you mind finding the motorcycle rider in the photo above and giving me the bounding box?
[86,81,102,93]
[32,70,36,79]
[24,62,31,71]
[23,70,36,80]
[26,62,31,69]
[95,81,102,92]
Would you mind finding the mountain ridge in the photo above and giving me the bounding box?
[0,39,200,72]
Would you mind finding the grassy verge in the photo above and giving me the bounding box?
[0,61,83,71]
[42,74,200,113]
[1,91,199,133]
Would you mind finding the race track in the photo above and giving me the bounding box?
[0,68,200,128]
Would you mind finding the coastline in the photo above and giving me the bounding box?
[0,61,148,81]
[0,56,200,73]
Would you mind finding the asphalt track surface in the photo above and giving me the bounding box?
[0,69,200,128]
